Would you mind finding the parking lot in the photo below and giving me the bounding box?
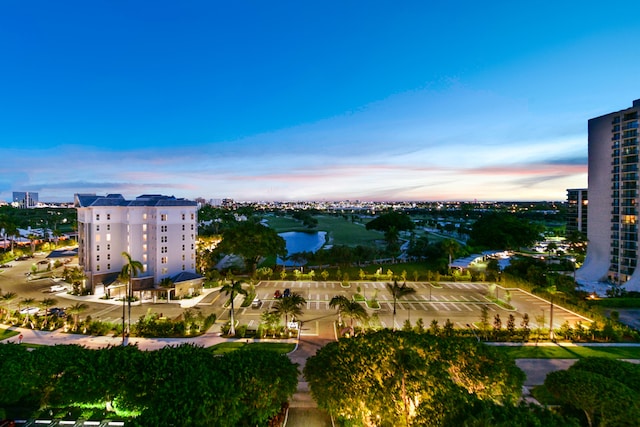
[249,280,591,332]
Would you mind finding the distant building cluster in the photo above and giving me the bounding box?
[12,191,38,208]
[577,99,640,290]
[75,193,203,299]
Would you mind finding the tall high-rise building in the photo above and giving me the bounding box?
[578,99,640,290]
[12,191,38,208]
[566,188,588,235]
[75,193,203,297]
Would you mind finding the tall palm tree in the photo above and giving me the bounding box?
[272,293,306,331]
[441,239,460,272]
[19,297,35,325]
[219,279,247,336]
[40,297,57,327]
[67,302,89,331]
[386,280,416,331]
[0,291,17,321]
[329,295,350,326]
[121,252,143,340]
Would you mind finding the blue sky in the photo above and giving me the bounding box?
[1,1,640,202]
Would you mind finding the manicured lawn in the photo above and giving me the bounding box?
[0,327,19,341]
[209,341,296,355]
[264,214,383,247]
[492,344,640,359]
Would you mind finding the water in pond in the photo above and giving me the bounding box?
[278,231,326,266]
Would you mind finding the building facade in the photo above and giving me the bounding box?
[566,188,588,235]
[75,194,202,298]
[12,191,38,208]
[578,99,640,290]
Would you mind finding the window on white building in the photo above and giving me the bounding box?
[107,254,110,260]
[96,214,100,221]
[107,263,111,270]
[96,255,100,262]
[107,224,110,231]
[182,213,186,220]
[107,244,110,250]
[162,267,168,274]
[96,225,100,231]
[107,214,111,220]
[161,214,168,221]
[161,257,168,264]
[96,245,100,251]
[96,265,100,271]
[106,234,111,241]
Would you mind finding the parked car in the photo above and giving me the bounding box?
[274,290,282,299]
[283,288,291,297]
[0,264,12,268]
[49,307,66,317]
[19,307,39,315]
[251,298,262,308]
[50,284,67,293]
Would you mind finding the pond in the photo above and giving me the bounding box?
[278,231,326,266]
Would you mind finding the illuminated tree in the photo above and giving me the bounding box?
[387,280,416,331]
[219,279,247,336]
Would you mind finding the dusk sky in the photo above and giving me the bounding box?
[2,1,640,203]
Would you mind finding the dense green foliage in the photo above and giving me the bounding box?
[0,343,298,426]
[304,330,573,426]
[469,212,543,249]
[545,358,640,427]
[214,220,287,273]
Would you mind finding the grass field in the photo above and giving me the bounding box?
[264,214,384,247]
[209,341,296,355]
[0,327,19,341]
[492,344,640,359]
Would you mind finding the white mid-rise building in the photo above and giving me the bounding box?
[578,99,640,290]
[75,193,203,298]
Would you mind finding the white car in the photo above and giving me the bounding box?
[19,307,39,315]
[50,285,67,293]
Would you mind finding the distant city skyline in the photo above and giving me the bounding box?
[2,2,640,202]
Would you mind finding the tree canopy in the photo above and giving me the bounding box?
[469,213,543,250]
[365,211,415,233]
[214,220,287,273]
[545,357,640,427]
[303,330,571,427]
[0,343,298,426]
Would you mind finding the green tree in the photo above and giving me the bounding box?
[386,280,416,331]
[469,212,543,250]
[40,297,57,327]
[545,367,640,427]
[215,220,287,273]
[219,279,247,336]
[121,251,143,340]
[329,295,368,331]
[272,292,306,331]
[67,302,89,331]
[441,239,460,272]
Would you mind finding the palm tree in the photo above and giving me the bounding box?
[121,252,143,340]
[0,291,17,321]
[329,295,350,326]
[67,302,89,331]
[40,297,57,327]
[329,295,369,330]
[441,239,460,272]
[386,280,416,331]
[272,293,306,332]
[219,279,247,336]
[19,297,35,324]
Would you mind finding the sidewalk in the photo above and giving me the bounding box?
[0,322,295,351]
